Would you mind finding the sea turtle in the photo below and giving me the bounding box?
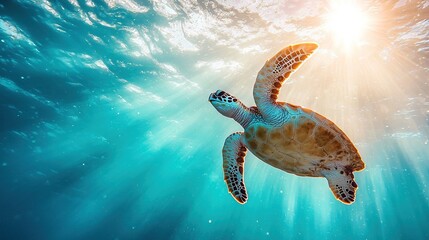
[209,43,365,205]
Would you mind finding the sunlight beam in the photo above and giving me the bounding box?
[325,0,370,51]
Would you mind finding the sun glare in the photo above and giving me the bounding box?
[325,1,369,50]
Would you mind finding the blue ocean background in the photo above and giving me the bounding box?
[1,0,429,239]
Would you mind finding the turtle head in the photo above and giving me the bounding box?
[209,90,241,118]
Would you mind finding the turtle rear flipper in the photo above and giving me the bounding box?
[323,169,358,204]
[222,132,248,204]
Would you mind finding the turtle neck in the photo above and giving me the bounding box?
[232,102,253,129]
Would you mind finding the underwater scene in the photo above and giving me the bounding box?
[1,0,429,239]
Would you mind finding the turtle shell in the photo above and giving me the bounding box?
[243,104,364,177]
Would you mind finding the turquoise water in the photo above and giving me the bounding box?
[1,1,429,239]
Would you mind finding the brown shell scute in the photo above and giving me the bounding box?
[269,129,283,143]
[315,126,335,147]
[282,123,294,139]
[256,127,268,140]
[295,117,316,143]
[324,139,342,154]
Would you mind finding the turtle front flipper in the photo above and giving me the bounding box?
[253,43,318,122]
[222,132,248,204]
[322,168,359,204]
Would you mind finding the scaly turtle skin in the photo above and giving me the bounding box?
[209,43,365,205]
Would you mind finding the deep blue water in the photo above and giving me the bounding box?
[1,1,429,239]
